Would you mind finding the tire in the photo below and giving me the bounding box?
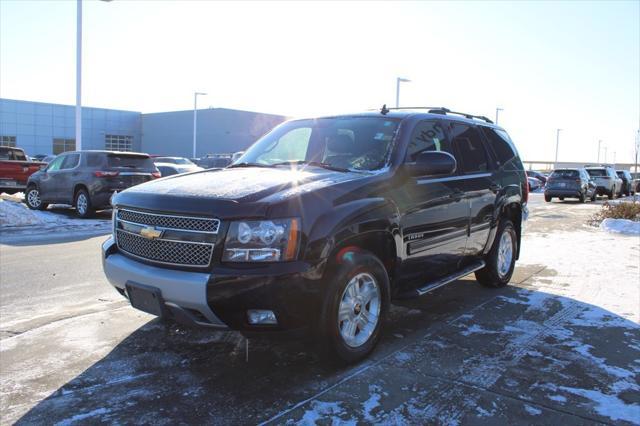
[544,195,552,202]
[74,188,95,218]
[475,220,517,288]
[590,192,596,202]
[559,197,564,201]
[318,250,390,364]
[608,189,615,200]
[578,192,585,203]
[25,185,48,210]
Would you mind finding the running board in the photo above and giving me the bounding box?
[399,260,486,299]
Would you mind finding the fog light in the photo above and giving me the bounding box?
[247,309,277,325]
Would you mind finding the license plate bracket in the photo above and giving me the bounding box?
[126,282,166,317]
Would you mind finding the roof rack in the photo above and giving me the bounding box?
[379,105,494,124]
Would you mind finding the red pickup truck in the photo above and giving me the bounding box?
[0,147,46,194]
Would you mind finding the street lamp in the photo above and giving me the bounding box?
[604,146,608,163]
[76,0,112,151]
[193,92,207,158]
[554,128,562,167]
[395,77,411,108]
[597,140,602,163]
[495,107,504,124]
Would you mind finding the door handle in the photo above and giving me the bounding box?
[489,184,502,193]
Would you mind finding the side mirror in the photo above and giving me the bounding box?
[407,151,457,177]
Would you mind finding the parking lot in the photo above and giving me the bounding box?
[1,193,639,425]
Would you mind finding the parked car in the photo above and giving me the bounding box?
[544,168,596,202]
[527,175,543,191]
[42,155,57,164]
[196,154,233,169]
[153,156,196,166]
[102,107,528,363]
[0,147,46,194]
[156,162,203,177]
[616,170,635,196]
[585,165,621,199]
[527,170,547,185]
[32,154,48,161]
[25,151,160,217]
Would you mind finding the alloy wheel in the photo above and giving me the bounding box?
[338,272,381,348]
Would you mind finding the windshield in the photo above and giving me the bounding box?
[237,117,400,171]
[551,169,579,178]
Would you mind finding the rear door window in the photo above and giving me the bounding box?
[449,123,490,174]
[47,155,65,172]
[586,169,606,177]
[107,154,155,170]
[551,170,579,178]
[86,153,104,167]
[406,120,453,161]
[60,153,80,170]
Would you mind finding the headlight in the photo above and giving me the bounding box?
[223,218,300,262]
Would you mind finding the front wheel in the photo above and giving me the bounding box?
[475,220,517,288]
[578,192,585,203]
[544,195,552,202]
[25,186,48,210]
[319,250,390,364]
[608,190,615,200]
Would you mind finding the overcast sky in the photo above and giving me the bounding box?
[1,0,638,163]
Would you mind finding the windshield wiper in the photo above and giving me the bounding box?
[271,160,351,172]
[227,162,274,169]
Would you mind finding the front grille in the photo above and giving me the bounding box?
[116,230,214,266]
[118,209,220,233]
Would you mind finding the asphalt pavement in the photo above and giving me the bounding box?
[0,193,638,425]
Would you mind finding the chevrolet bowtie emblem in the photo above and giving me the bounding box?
[140,226,162,239]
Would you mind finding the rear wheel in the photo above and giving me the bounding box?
[476,220,517,288]
[25,186,48,210]
[608,189,615,200]
[544,195,552,202]
[319,250,390,364]
[578,192,585,203]
[590,192,596,202]
[75,188,94,218]
[559,197,565,201]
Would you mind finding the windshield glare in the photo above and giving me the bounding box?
[237,117,399,171]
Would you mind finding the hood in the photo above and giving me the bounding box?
[115,166,366,207]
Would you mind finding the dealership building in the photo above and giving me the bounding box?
[0,98,286,158]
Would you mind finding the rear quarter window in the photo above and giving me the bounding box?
[480,127,516,166]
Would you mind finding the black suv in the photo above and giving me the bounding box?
[26,151,160,217]
[616,170,635,196]
[102,108,528,363]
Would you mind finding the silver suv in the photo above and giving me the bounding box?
[585,165,622,199]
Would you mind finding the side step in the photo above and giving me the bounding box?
[399,260,486,299]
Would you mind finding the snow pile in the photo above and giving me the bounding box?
[0,197,109,231]
[599,218,640,236]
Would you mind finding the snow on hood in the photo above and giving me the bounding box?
[123,166,364,202]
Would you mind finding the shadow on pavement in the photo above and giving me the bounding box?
[13,282,640,425]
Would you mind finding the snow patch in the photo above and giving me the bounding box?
[599,218,640,236]
[54,407,111,425]
[0,197,110,231]
[559,386,640,423]
[524,405,542,415]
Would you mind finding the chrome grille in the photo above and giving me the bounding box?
[116,230,214,267]
[117,209,220,233]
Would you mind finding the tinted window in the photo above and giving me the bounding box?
[406,120,452,161]
[480,127,515,165]
[107,154,155,170]
[586,168,606,177]
[551,169,579,178]
[449,123,489,173]
[61,153,80,169]
[86,153,104,167]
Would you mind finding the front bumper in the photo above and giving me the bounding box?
[102,237,324,333]
[102,237,228,329]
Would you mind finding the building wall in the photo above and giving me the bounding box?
[0,98,286,158]
[0,98,141,155]
[141,108,286,158]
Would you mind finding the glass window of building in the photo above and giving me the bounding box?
[52,138,76,155]
[105,135,133,152]
[0,136,17,147]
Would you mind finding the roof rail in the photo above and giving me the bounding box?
[379,106,494,124]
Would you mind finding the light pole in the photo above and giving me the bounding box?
[495,107,503,124]
[613,151,616,166]
[554,129,562,167]
[193,92,207,158]
[75,0,82,150]
[604,146,608,163]
[395,77,411,108]
[597,139,602,163]
[76,0,112,152]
